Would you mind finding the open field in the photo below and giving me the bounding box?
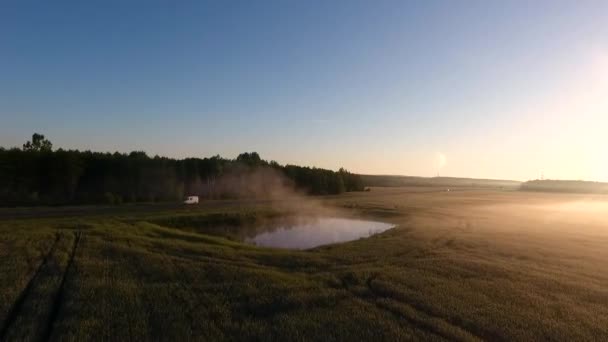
[1,187,608,340]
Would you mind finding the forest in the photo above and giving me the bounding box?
[0,134,364,206]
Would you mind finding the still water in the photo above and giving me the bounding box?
[245,217,394,249]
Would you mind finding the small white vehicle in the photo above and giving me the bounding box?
[183,195,199,204]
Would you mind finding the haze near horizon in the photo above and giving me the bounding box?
[1,1,607,181]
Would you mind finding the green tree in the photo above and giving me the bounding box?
[23,133,53,152]
[236,152,264,167]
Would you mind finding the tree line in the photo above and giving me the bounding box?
[520,179,608,194]
[0,134,364,206]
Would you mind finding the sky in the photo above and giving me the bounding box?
[1,0,607,181]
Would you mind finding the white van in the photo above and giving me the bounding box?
[183,195,199,204]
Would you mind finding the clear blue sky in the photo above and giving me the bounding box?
[1,1,607,181]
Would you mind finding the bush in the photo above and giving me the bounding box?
[103,192,116,205]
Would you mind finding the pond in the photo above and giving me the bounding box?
[244,217,394,249]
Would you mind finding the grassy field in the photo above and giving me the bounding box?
[1,187,608,341]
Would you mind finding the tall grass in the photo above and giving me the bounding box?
[0,188,607,340]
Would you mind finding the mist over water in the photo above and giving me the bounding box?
[209,166,351,218]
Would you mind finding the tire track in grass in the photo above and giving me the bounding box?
[363,274,487,342]
[0,233,61,340]
[124,238,136,342]
[41,231,82,341]
[336,272,484,341]
[96,236,154,340]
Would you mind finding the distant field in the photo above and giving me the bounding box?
[1,187,607,340]
[361,175,521,189]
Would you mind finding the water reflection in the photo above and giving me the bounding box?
[245,217,394,249]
